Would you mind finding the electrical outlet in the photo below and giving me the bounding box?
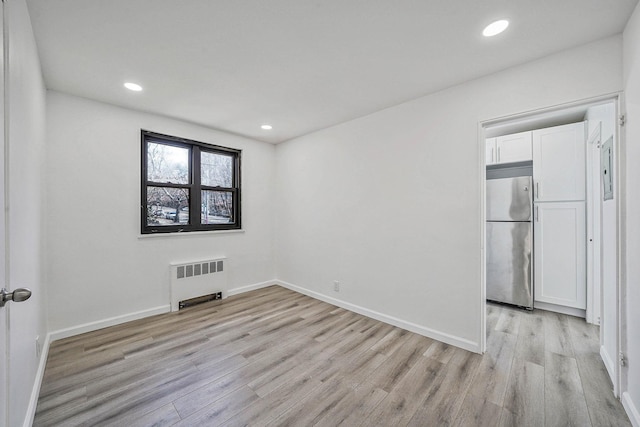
[35,335,41,359]
[333,281,340,292]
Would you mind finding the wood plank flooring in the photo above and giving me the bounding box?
[34,286,631,426]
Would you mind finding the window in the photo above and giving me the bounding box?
[141,130,241,234]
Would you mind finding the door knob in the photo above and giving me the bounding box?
[0,288,32,307]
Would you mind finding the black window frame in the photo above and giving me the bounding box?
[141,130,241,234]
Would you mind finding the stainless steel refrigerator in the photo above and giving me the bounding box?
[486,176,533,309]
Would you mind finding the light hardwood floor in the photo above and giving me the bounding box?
[34,285,631,426]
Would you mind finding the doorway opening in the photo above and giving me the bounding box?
[479,94,621,394]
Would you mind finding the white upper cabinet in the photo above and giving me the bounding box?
[533,122,586,202]
[486,132,532,165]
[485,137,497,164]
[495,131,533,164]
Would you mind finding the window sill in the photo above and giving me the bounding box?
[138,229,245,239]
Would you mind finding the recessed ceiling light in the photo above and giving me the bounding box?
[124,82,143,91]
[261,124,273,130]
[483,20,509,37]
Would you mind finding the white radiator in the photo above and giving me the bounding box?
[170,257,227,311]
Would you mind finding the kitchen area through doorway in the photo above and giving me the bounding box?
[481,97,621,396]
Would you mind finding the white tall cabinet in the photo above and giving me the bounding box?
[532,122,587,310]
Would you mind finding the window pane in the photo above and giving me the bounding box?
[201,190,233,224]
[147,186,190,226]
[147,142,190,184]
[201,151,232,187]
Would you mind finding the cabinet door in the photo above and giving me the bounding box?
[534,201,586,309]
[496,131,532,164]
[533,122,586,202]
[485,138,496,165]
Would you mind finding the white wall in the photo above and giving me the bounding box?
[45,92,276,332]
[7,0,47,425]
[275,36,623,351]
[622,2,640,424]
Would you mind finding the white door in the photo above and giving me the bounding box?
[0,1,7,424]
[534,201,587,309]
[586,124,602,325]
[533,122,586,202]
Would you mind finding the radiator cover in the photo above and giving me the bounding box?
[170,257,227,311]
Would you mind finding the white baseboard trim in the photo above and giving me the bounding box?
[49,305,171,342]
[227,280,276,297]
[600,345,616,391]
[49,280,279,342]
[23,332,52,427]
[534,301,586,318]
[276,280,480,353]
[623,392,640,427]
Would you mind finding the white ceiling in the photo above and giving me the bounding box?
[26,0,637,144]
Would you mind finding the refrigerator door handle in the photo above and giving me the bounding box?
[535,205,539,222]
[536,182,540,199]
